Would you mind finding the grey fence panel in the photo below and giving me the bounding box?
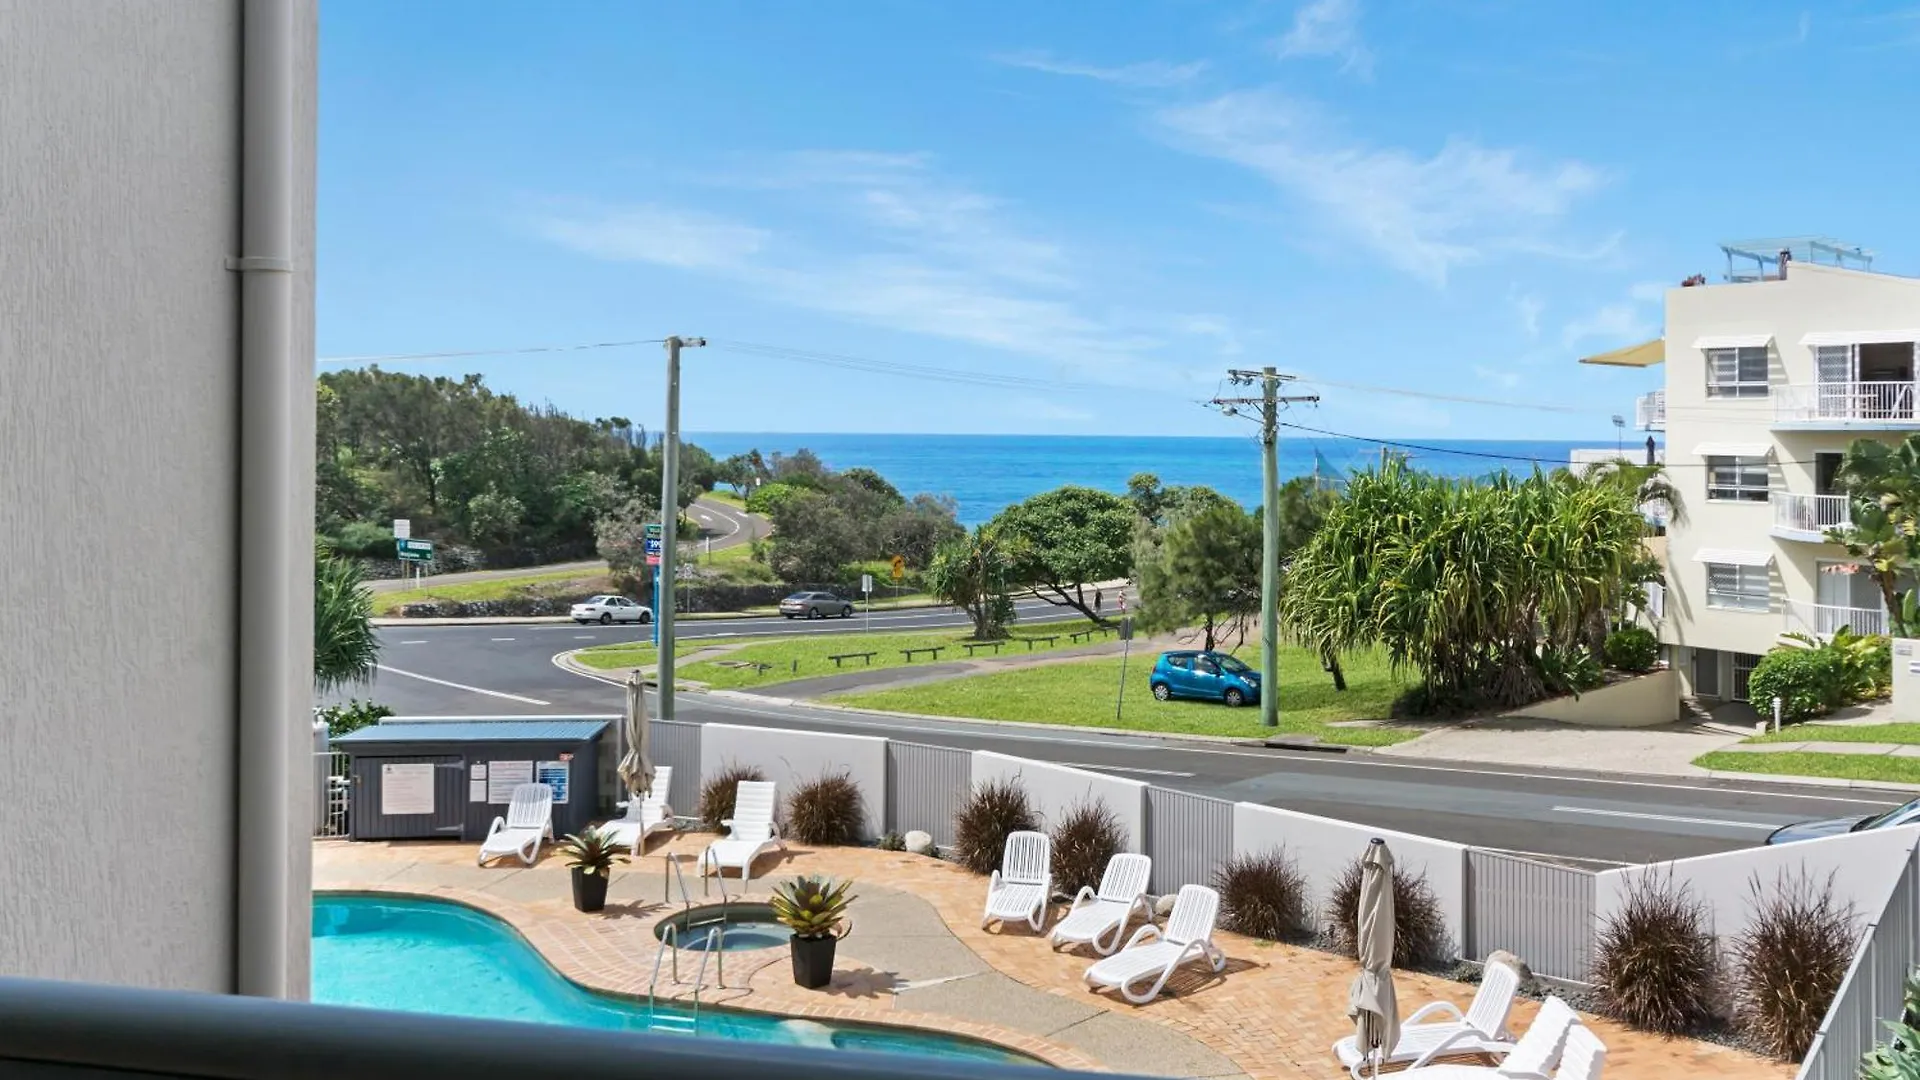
[1799,844,1920,1080]
[648,720,702,819]
[886,741,971,848]
[1465,850,1596,983]
[313,751,350,838]
[1144,787,1233,896]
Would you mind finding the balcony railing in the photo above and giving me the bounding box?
[1636,389,1665,431]
[1776,381,1919,425]
[1788,600,1889,638]
[1770,492,1851,540]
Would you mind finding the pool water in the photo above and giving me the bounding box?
[312,894,1039,1064]
[656,902,793,952]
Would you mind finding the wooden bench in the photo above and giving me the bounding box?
[1069,626,1121,645]
[828,651,877,668]
[961,641,1004,658]
[901,646,945,662]
[1022,635,1058,650]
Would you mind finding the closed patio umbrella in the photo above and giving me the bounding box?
[1346,838,1399,1078]
[617,671,654,801]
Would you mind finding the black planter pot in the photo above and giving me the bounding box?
[790,934,837,989]
[571,867,610,913]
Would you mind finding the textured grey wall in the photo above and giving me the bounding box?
[0,0,317,994]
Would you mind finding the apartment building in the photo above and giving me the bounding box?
[1588,240,1920,706]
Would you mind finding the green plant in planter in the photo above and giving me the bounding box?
[1862,971,1920,1079]
[769,875,855,989]
[556,827,629,913]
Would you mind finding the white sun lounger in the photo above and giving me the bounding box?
[1391,996,1586,1079]
[477,783,554,866]
[1050,853,1154,955]
[602,766,675,855]
[1083,883,1226,1003]
[982,830,1052,932]
[699,780,785,886]
[1333,959,1521,1077]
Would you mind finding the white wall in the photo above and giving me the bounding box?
[971,751,1148,853]
[1233,802,1469,953]
[1499,670,1680,728]
[1596,825,1920,944]
[701,724,888,839]
[0,0,317,997]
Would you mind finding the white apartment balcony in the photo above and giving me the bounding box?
[1769,492,1851,542]
[1787,600,1888,638]
[1636,389,1665,431]
[1775,382,1920,428]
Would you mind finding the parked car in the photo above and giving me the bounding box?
[779,591,855,619]
[1149,650,1261,707]
[1766,797,1920,844]
[570,595,652,625]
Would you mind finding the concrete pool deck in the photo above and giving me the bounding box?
[314,836,1789,1079]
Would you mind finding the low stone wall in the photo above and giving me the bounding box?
[1498,668,1680,728]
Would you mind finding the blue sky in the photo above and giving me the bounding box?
[318,1,1920,440]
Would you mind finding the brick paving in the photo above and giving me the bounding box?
[314,836,1790,1079]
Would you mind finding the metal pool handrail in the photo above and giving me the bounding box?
[692,928,722,1025]
[646,922,680,1020]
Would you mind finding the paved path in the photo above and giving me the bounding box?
[1374,715,1747,776]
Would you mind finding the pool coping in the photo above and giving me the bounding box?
[316,883,1101,1071]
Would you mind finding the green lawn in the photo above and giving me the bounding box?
[376,568,609,615]
[573,643,662,671]
[678,621,1108,690]
[1695,750,1920,785]
[703,490,748,509]
[1743,723,1920,745]
[830,646,1416,746]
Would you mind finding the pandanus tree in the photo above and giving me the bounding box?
[314,540,380,693]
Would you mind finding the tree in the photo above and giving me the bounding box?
[882,494,965,569]
[1135,503,1261,651]
[1126,472,1234,527]
[991,486,1134,622]
[766,489,866,582]
[1828,434,1920,635]
[594,496,659,590]
[1274,475,1338,556]
[314,541,379,693]
[927,526,1020,639]
[841,466,904,504]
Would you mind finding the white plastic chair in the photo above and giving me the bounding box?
[982,830,1052,932]
[1392,996,1586,1079]
[1049,853,1153,955]
[601,766,675,855]
[1333,959,1522,1077]
[1083,883,1226,1003]
[477,783,554,866]
[699,780,785,886]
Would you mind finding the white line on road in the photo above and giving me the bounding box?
[400,640,428,645]
[375,664,553,706]
[574,635,597,640]
[1551,805,1777,830]
[1058,762,1197,777]
[490,637,515,642]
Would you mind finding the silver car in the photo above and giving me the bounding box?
[778,591,855,619]
[570,595,652,625]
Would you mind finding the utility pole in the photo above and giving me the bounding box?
[657,335,705,724]
[1212,367,1319,728]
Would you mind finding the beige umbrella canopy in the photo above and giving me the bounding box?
[617,671,654,801]
[1346,838,1400,1078]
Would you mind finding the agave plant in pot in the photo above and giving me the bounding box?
[769,875,855,989]
[556,827,629,913]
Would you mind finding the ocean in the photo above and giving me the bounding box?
[687,433,1634,527]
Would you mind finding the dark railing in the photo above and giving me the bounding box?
[0,976,1093,1080]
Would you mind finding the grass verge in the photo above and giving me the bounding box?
[375,569,609,615]
[679,620,1108,690]
[1694,750,1920,785]
[572,643,662,671]
[830,646,1416,746]
[1743,722,1920,745]
[703,490,747,509]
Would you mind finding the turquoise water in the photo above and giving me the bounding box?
[688,433,1627,526]
[312,894,1039,1064]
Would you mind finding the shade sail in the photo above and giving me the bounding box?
[1578,338,1664,367]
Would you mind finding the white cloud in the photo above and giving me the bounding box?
[1628,279,1670,303]
[992,50,1208,87]
[1273,0,1374,78]
[1472,364,1524,389]
[532,205,768,270]
[1157,90,1608,284]
[1180,314,1245,356]
[1562,302,1654,348]
[1509,290,1544,339]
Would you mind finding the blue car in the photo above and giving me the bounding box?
[1149,650,1261,707]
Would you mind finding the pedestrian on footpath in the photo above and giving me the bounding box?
[1095,588,1104,615]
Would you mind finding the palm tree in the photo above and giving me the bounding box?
[314,540,380,693]
[1578,458,1685,530]
[1826,434,1920,635]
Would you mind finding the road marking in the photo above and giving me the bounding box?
[490,637,515,642]
[399,639,429,645]
[1058,762,1196,778]
[574,635,597,640]
[375,664,552,706]
[1550,805,1777,830]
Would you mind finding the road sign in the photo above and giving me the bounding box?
[644,536,663,566]
[645,522,662,539]
[392,518,410,540]
[396,537,434,563]
[890,554,906,581]
[861,573,873,594]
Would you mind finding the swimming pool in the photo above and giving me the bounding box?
[655,902,793,952]
[312,894,1041,1064]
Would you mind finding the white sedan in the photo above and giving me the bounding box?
[570,595,653,625]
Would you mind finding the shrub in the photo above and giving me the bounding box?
[1324,856,1451,967]
[1732,870,1858,1061]
[1861,971,1920,1080]
[1213,849,1311,941]
[876,832,906,852]
[327,520,402,560]
[1049,799,1125,895]
[1591,871,1718,1035]
[317,699,391,738]
[698,763,767,833]
[786,772,865,846]
[1604,626,1660,673]
[951,778,1039,876]
[1538,644,1606,695]
[1748,648,1849,723]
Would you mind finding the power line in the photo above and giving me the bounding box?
[316,338,667,365]
[1270,417,1868,471]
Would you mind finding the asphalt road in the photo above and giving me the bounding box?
[326,615,1913,868]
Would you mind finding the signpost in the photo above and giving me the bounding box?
[890,553,906,604]
[392,519,413,584]
[646,522,663,646]
[861,572,873,631]
[394,538,434,562]
[1114,615,1134,723]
